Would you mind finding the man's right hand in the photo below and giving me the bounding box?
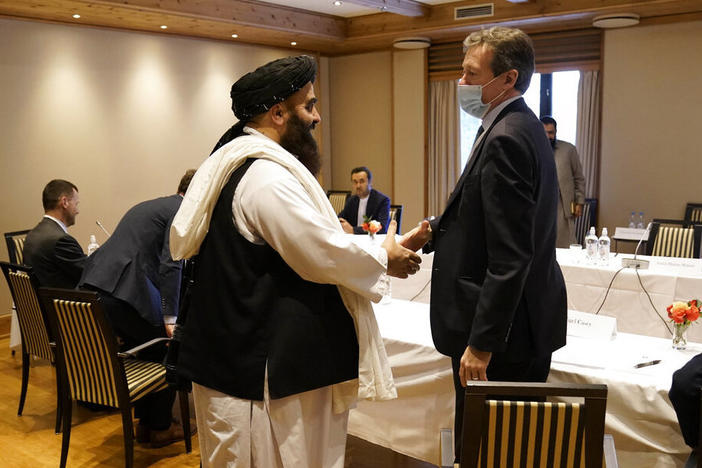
[382,220,421,278]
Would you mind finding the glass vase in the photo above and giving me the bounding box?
[672,322,690,350]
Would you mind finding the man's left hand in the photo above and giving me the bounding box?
[574,204,583,217]
[339,218,354,234]
[165,323,175,338]
[399,220,432,252]
[459,345,492,386]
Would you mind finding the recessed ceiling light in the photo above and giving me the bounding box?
[592,13,640,28]
[393,37,431,49]
[72,14,81,19]
[160,25,168,29]
[290,41,297,46]
[333,1,343,6]
[231,34,238,38]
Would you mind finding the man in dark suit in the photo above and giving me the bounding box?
[23,179,86,288]
[338,166,390,234]
[670,353,702,467]
[402,27,567,461]
[79,169,195,448]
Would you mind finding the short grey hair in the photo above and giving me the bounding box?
[463,27,534,94]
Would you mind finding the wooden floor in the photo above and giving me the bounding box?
[0,335,436,467]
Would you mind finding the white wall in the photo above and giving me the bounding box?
[328,49,427,232]
[599,21,702,234]
[0,18,308,314]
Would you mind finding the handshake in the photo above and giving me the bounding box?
[381,219,432,278]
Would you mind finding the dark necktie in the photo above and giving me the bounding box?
[473,125,484,145]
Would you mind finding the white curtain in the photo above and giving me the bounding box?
[576,70,601,198]
[428,80,461,215]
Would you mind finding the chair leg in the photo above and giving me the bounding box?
[17,351,29,415]
[54,366,63,434]
[179,390,192,453]
[59,398,73,468]
[121,406,134,468]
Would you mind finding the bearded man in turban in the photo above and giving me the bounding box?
[169,55,421,467]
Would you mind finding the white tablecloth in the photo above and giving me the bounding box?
[349,299,693,467]
[390,249,702,341]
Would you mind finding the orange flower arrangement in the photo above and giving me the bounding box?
[361,215,382,237]
[667,300,700,325]
[668,299,700,349]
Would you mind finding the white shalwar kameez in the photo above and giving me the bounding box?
[171,127,397,468]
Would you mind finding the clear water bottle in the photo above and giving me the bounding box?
[87,234,100,255]
[636,212,645,229]
[628,212,636,228]
[598,227,611,264]
[585,227,598,263]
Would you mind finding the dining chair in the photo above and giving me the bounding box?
[460,381,608,468]
[685,203,702,226]
[38,288,192,468]
[327,190,351,215]
[0,261,62,433]
[4,229,30,265]
[646,222,702,258]
[574,198,597,246]
[389,204,403,234]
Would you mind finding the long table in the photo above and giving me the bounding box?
[349,299,692,467]
[389,249,702,341]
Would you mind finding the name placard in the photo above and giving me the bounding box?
[567,310,617,340]
[613,227,649,241]
[651,257,702,275]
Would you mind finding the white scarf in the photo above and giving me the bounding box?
[170,129,397,412]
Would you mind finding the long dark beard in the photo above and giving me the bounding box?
[279,114,321,176]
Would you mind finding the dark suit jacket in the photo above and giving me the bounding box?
[80,195,183,326]
[338,188,390,234]
[670,353,702,447]
[23,217,86,288]
[426,98,567,363]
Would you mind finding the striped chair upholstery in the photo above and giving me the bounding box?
[461,382,607,468]
[646,223,702,258]
[685,203,702,226]
[4,229,30,265]
[38,288,191,468]
[0,261,61,432]
[327,190,351,215]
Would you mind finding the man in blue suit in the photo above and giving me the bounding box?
[79,169,195,447]
[402,27,567,462]
[338,166,390,234]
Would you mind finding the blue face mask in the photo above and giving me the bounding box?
[458,74,506,119]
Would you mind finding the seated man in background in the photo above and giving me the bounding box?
[79,169,195,448]
[670,353,702,468]
[23,179,86,288]
[339,166,390,234]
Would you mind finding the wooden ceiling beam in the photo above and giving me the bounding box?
[0,0,700,55]
[344,0,428,17]
[91,0,346,39]
[345,0,702,39]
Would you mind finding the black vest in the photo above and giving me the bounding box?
[177,159,359,400]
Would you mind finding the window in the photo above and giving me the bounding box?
[460,71,580,168]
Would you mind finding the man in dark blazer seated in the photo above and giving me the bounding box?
[79,169,195,448]
[401,27,567,462]
[23,179,86,288]
[338,166,390,234]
